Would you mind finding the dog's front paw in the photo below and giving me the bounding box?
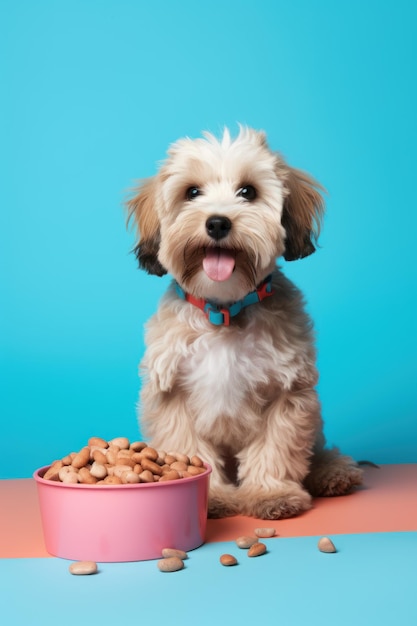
[241,484,312,520]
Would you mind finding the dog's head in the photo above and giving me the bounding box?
[127,127,325,301]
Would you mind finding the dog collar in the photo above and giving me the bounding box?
[175,275,274,326]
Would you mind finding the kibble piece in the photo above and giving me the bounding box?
[69,561,98,575]
[170,460,188,472]
[78,467,97,484]
[43,461,63,481]
[236,536,259,549]
[103,475,122,485]
[90,462,107,479]
[254,527,276,538]
[248,542,267,557]
[140,446,159,461]
[121,470,140,484]
[130,441,147,452]
[159,470,181,481]
[61,471,79,484]
[113,464,135,478]
[157,557,184,572]
[190,455,204,467]
[115,457,136,468]
[170,452,190,465]
[72,447,90,469]
[117,448,133,459]
[141,458,163,476]
[88,437,108,448]
[110,437,130,450]
[185,465,206,476]
[318,537,337,553]
[162,548,188,560]
[106,447,119,465]
[138,469,155,483]
[92,449,108,465]
[220,554,238,566]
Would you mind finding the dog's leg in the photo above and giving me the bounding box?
[141,388,240,518]
[304,439,363,496]
[234,389,320,520]
[194,441,242,518]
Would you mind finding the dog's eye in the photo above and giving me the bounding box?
[237,185,257,201]
[186,186,202,201]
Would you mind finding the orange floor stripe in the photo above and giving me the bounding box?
[1,464,416,558]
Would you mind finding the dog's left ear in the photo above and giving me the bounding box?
[281,167,325,261]
[126,177,167,276]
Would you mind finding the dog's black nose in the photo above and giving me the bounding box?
[205,215,232,240]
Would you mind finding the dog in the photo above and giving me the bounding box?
[127,126,363,519]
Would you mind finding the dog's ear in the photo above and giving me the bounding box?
[281,167,325,261]
[126,177,167,276]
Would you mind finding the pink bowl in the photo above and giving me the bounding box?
[34,464,211,562]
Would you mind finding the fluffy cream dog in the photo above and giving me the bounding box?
[127,126,363,519]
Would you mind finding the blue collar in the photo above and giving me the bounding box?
[175,275,274,326]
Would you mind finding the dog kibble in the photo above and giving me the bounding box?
[69,561,98,576]
[161,548,188,560]
[236,536,259,549]
[61,471,79,484]
[42,437,206,486]
[170,460,188,472]
[157,557,184,572]
[141,446,159,461]
[159,470,181,481]
[90,462,107,479]
[43,461,62,481]
[88,437,108,449]
[103,475,122,485]
[318,537,337,553]
[254,527,276,538]
[110,437,130,450]
[220,554,238,566]
[141,458,164,475]
[248,542,267,557]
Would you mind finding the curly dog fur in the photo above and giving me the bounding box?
[127,126,362,519]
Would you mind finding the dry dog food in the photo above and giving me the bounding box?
[161,548,188,560]
[317,537,337,553]
[42,437,206,485]
[157,556,185,572]
[254,527,276,538]
[247,542,267,557]
[68,561,98,575]
[220,554,238,566]
[235,536,259,549]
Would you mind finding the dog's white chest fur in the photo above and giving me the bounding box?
[179,321,295,434]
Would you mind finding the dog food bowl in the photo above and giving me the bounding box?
[34,464,211,562]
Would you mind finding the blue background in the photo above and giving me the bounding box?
[1,0,416,478]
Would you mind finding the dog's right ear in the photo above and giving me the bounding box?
[126,177,167,276]
[281,166,325,261]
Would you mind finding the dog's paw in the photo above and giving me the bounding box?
[208,496,240,518]
[306,452,364,497]
[242,486,312,520]
[313,464,363,497]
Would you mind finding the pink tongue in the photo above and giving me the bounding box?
[203,248,235,282]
